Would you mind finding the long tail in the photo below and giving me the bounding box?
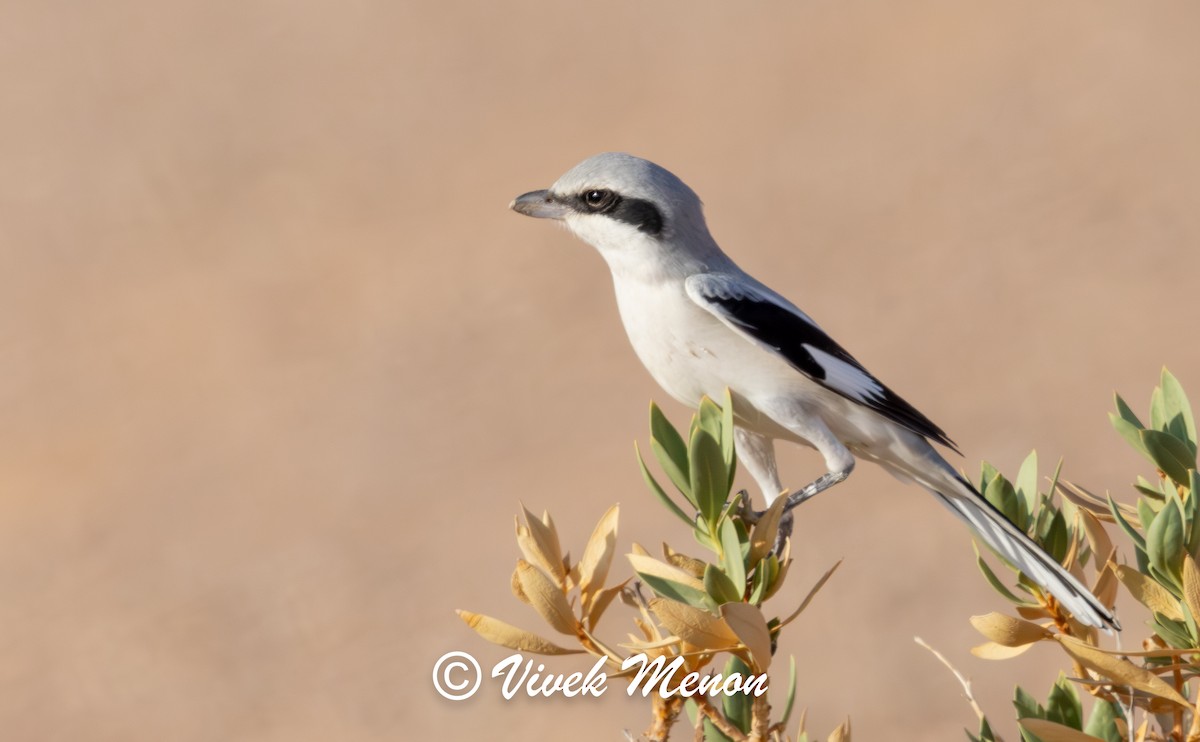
[891,445,1119,631]
[929,473,1118,631]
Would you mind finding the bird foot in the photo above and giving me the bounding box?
[772,510,794,556]
[734,490,761,525]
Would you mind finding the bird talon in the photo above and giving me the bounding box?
[734,490,762,524]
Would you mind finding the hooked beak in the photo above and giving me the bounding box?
[510,189,572,220]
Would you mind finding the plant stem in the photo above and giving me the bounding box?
[695,696,749,741]
[646,695,684,742]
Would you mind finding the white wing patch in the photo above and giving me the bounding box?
[804,345,885,403]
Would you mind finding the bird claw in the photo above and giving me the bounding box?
[733,490,793,557]
[734,490,762,525]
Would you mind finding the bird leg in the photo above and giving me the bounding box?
[770,465,854,555]
[781,468,853,512]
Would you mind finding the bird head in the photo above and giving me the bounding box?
[510,153,723,276]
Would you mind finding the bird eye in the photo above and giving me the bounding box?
[583,189,614,210]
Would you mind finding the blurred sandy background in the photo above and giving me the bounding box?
[1,1,1198,739]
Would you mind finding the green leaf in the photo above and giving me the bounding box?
[1110,413,1149,459]
[1016,451,1040,525]
[748,552,778,604]
[974,715,998,742]
[1107,494,1146,552]
[1190,470,1200,558]
[704,563,743,605]
[780,655,798,727]
[635,571,714,611]
[1147,499,1184,585]
[1141,428,1196,486]
[703,720,733,742]
[696,397,724,449]
[722,655,753,733]
[1083,698,1123,742]
[636,443,695,527]
[973,542,1027,604]
[689,427,728,528]
[720,388,737,491]
[650,402,694,505]
[1047,459,1066,520]
[1168,484,1189,534]
[981,461,1000,492]
[1151,385,1167,432]
[984,472,1024,531]
[1042,509,1070,564]
[1114,392,1145,430]
[1137,498,1158,535]
[1153,613,1194,649]
[1014,684,1045,719]
[1046,674,1082,729]
[1183,600,1200,645]
[1015,685,1046,742]
[1134,477,1168,501]
[748,562,766,604]
[1161,368,1197,454]
[719,517,746,595]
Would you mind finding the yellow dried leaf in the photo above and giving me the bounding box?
[796,707,809,736]
[1114,564,1184,621]
[634,617,656,642]
[1016,604,1052,621]
[648,598,740,651]
[1057,480,1136,524]
[1019,718,1106,742]
[587,581,627,630]
[511,564,530,604]
[826,718,850,742]
[1063,529,1084,579]
[515,519,563,585]
[619,634,682,652]
[720,602,773,671]
[1056,635,1193,709]
[971,641,1036,660]
[1079,509,1114,568]
[1092,563,1119,611]
[1182,554,1200,624]
[456,610,583,655]
[969,612,1052,647]
[578,505,620,604]
[662,544,707,580]
[515,559,577,636]
[519,506,565,582]
[1133,717,1149,742]
[780,559,842,627]
[764,558,791,602]
[748,495,788,566]
[627,553,706,592]
[563,552,578,591]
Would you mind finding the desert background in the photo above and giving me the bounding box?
[2,2,1199,740]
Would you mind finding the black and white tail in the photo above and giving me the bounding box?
[930,473,1118,631]
[895,449,1119,631]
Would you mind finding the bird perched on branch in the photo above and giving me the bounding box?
[510,152,1117,631]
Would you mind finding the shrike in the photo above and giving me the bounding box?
[510,152,1116,630]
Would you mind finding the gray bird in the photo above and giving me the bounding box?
[510,152,1117,631]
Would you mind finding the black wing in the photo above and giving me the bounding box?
[686,274,959,452]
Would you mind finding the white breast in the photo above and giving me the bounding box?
[609,275,804,411]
